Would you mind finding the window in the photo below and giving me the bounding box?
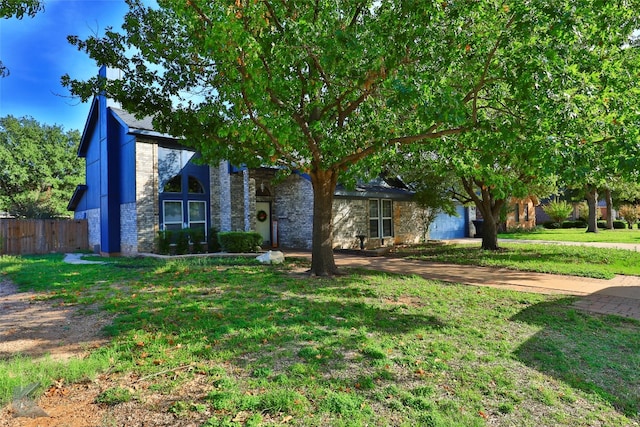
[369,199,393,238]
[524,203,529,221]
[163,201,183,231]
[382,199,393,237]
[158,146,209,239]
[514,204,520,223]
[188,176,204,193]
[369,200,380,238]
[188,201,206,230]
[163,175,182,193]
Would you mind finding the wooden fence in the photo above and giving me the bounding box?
[0,219,89,255]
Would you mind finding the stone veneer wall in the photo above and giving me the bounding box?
[120,202,138,254]
[393,200,425,245]
[332,198,368,249]
[210,161,232,232]
[229,172,256,231]
[246,172,257,232]
[135,141,159,253]
[274,174,314,249]
[332,199,425,249]
[76,208,101,253]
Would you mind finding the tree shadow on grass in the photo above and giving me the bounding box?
[510,298,640,419]
[98,266,447,377]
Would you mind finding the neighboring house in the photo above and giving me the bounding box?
[535,197,611,226]
[68,67,468,255]
[505,196,538,230]
[471,196,538,236]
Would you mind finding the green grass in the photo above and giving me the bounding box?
[397,242,640,279]
[499,227,640,244]
[0,254,638,426]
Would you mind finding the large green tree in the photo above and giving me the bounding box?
[0,116,83,218]
[64,0,639,272]
[555,36,640,233]
[397,131,559,249]
[397,3,640,248]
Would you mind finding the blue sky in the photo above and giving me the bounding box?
[0,0,130,132]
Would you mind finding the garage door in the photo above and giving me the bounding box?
[428,205,468,240]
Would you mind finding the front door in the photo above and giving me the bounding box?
[255,202,271,246]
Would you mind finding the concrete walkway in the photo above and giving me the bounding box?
[62,253,105,265]
[284,243,640,321]
[448,237,640,252]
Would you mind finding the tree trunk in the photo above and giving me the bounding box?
[585,187,599,233]
[461,178,503,251]
[480,213,500,250]
[474,197,504,251]
[309,168,339,276]
[605,188,613,230]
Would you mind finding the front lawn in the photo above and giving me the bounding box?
[1,255,638,426]
[499,227,640,244]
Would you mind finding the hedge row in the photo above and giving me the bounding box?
[157,228,211,255]
[543,220,630,229]
[218,231,263,253]
[157,228,262,255]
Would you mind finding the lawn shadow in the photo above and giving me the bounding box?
[511,298,640,419]
[100,266,447,371]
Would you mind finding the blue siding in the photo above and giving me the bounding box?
[110,112,137,204]
[429,205,468,239]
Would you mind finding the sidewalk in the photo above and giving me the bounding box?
[447,237,640,252]
[283,247,640,321]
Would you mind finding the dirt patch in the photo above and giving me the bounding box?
[0,280,111,361]
[0,279,113,426]
[0,279,219,427]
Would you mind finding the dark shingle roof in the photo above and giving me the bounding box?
[110,107,176,140]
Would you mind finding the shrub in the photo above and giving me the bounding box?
[218,231,263,253]
[175,229,190,255]
[188,228,206,253]
[208,227,221,252]
[157,230,173,255]
[577,201,589,222]
[561,220,586,229]
[542,200,573,224]
[618,205,639,229]
[612,220,627,229]
[543,221,561,229]
[597,220,607,229]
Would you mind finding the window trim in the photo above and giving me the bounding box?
[188,200,207,229]
[162,200,184,230]
[369,199,394,239]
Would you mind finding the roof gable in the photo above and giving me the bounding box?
[77,97,99,158]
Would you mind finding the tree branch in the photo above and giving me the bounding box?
[348,2,365,28]
[389,125,470,145]
[186,0,213,25]
[333,143,380,171]
[462,14,516,123]
[261,0,284,32]
[461,177,483,207]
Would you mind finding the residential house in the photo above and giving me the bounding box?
[68,67,468,255]
[505,196,538,230]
